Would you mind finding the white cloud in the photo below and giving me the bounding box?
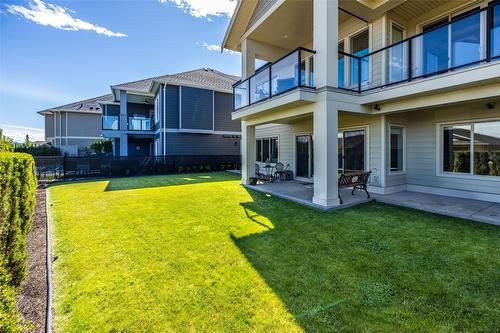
[201,42,238,55]
[159,0,237,19]
[5,0,127,37]
[1,124,44,142]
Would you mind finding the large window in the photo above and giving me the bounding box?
[256,137,278,163]
[390,126,405,172]
[442,121,500,177]
[350,29,369,87]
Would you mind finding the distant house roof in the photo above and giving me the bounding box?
[38,94,114,115]
[111,68,240,97]
[39,68,240,115]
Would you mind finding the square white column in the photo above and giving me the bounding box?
[312,95,340,207]
[241,121,256,184]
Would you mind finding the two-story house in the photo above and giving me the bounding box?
[39,68,241,157]
[223,0,500,207]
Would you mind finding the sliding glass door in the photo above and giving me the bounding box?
[296,135,313,178]
[338,129,366,173]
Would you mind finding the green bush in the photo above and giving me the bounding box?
[0,152,37,332]
[14,143,61,156]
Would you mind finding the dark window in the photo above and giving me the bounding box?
[256,140,262,162]
[473,121,500,176]
[390,127,404,172]
[443,125,471,173]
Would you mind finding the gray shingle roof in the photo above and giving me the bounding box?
[112,68,240,93]
[38,94,113,115]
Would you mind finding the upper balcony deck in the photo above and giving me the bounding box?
[231,1,500,115]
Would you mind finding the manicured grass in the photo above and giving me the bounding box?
[49,172,500,332]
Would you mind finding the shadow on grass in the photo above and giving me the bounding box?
[100,172,240,191]
[232,188,500,332]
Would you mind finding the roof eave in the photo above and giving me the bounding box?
[221,0,243,51]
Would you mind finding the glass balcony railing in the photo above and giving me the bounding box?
[128,117,153,131]
[339,2,500,93]
[102,115,119,130]
[233,47,315,110]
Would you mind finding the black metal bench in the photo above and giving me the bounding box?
[338,171,371,204]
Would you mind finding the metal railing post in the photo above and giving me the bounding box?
[486,4,492,62]
[408,39,412,81]
[358,58,362,93]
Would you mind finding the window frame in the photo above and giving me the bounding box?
[389,124,406,175]
[437,118,500,180]
[256,136,279,163]
[154,92,160,124]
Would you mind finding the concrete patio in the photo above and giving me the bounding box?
[244,180,500,225]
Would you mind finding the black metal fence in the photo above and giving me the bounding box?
[34,155,241,179]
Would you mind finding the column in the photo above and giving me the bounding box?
[241,39,256,79]
[119,90,128,156]
[241,121,256,184]
[312,97,340,207]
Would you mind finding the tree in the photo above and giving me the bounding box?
[0,129,14,152]
[90,139,113,155]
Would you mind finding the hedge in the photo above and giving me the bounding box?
[0,153,37,332]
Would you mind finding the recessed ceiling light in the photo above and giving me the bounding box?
[283,35,288,39]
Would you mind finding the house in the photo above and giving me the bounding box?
[39,68,241,157]
[223,0,500,207]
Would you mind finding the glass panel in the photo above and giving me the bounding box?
[128,117,152,131]
[102,116,119,130]
[271,50,299,96]
[296,135,310,177]
[390,127,404,172]
[300,50,315,87]
[350,30,369,87]
[256,139,262,162]
[250,67,270,104]
[474,121,500,176]
[234,80,249,109]
[263,138,270,163]
[344,130,365,172]
[270,138,278,163]
[338,42,345,88]
[421,18,449,76]
[451,11,481,67]
[492,3,500,58]
[443,125,471,173]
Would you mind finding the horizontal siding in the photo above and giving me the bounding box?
[166,132,240,156]
[214,92,240,132]
[406,105,500,195]
[166,85,179,129]
[247,0,278,31]
[180,86,213,130]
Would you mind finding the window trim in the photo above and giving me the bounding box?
[337,125,370,174]
[389,124,406,175]
[154,92,160,124]
[436,118,500,180]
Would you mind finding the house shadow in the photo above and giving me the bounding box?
[104,172,240,191]
[232,188,499,331]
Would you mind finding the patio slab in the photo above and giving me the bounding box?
[244,180,372,210]
[244,180,500,225]
[374,192,500,226]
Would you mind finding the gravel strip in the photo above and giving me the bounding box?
[17,186,48,333]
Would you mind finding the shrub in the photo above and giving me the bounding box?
[14,143,61,156]
[0,153,37,332]
[90,139,113,155]
[0,130,14,153]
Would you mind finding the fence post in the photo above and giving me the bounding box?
[63,155,66,180]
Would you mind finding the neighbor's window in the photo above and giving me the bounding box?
[390,126,405,172]
[473,121,500,176]
[256,137,278,163]
[154,93,160,124]
[443,125,471,173]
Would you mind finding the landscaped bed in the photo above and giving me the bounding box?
[48,172,499,332]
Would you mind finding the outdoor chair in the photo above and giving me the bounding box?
[255,164,266,181]
[273,162,287,182]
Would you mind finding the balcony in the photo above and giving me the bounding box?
[128,116,153,131]
[102,115,119,130]
[233,47,315,111]
[340,2,500,93]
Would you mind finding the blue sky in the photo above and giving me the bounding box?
[0,0,240,141]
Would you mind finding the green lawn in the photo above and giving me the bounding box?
[48,172,500,332]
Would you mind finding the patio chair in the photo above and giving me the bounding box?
[273,162,286,182]
[255,164,266,181]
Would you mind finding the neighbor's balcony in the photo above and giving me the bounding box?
[339,2,500,93]
[102,115,119,130]
[233,47,315,111]
[128,116,153,131]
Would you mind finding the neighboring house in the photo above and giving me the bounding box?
[223,0,500,206]
[39,68,241,157]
